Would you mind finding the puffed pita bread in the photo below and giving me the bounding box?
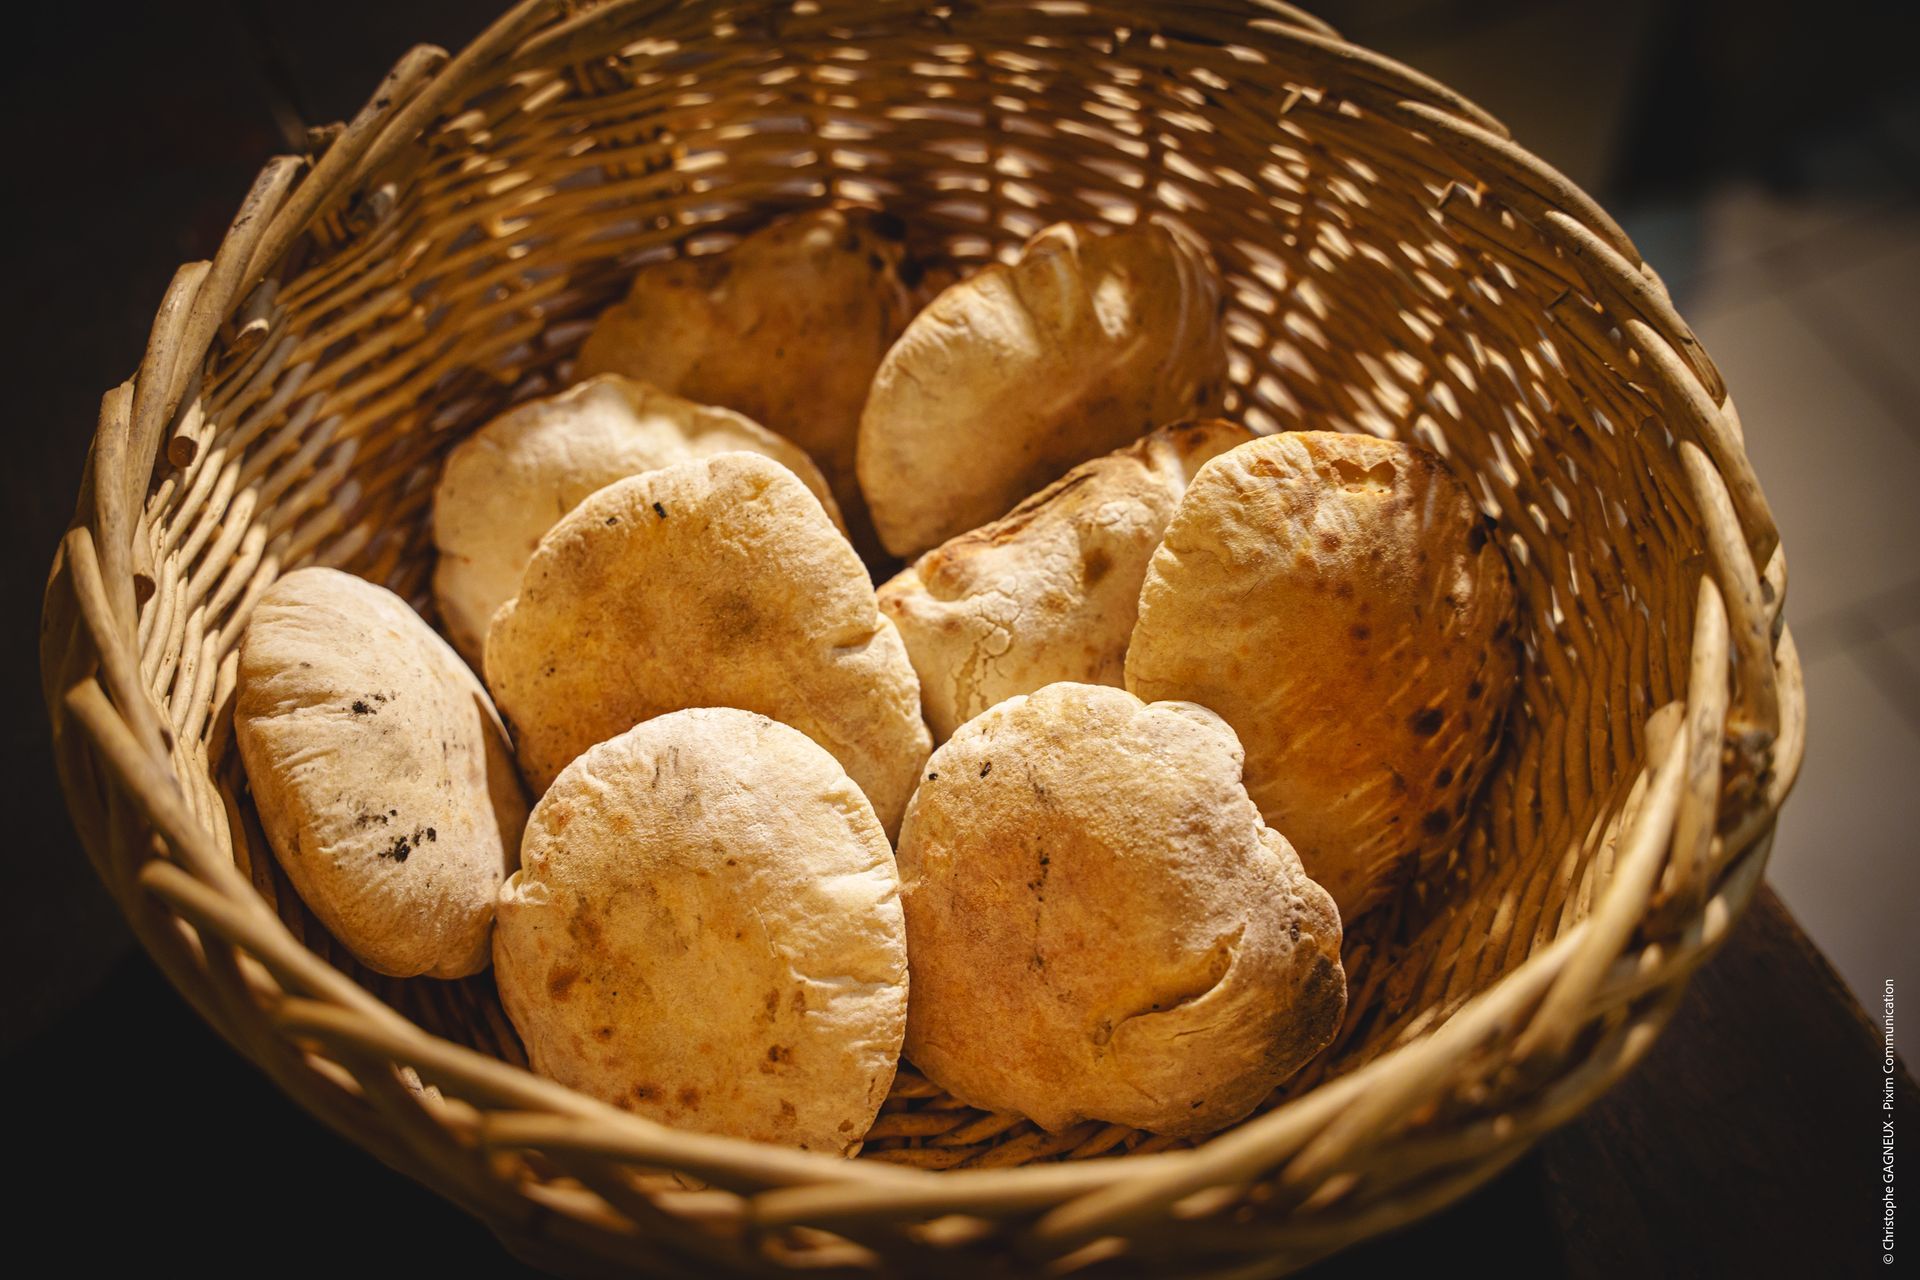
[577,207,916,559]
[431,374,841,664]
[896,683,1344,1137]
[484,452,931,833]
[857,216,1229,557]
[878,420,1252,741]
[494,708,907,1155]
[235,567,527,979]
[1126,432,1519,918]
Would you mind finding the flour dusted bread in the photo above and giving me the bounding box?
[483,451,931,832]
[235,567,526,978]
[431,374,840,664]
[1126,432,1519,919]
[494,709,908,1154]
[577,207,915,555]
[857,216,1229,556]
[879,420,1252,741]
[896,683,1344,1137]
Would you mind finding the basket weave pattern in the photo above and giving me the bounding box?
[41,1,1805,1274]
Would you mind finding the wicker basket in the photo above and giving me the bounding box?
[40,1,1805,1273]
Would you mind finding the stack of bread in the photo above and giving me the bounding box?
[235,206,1518,1154]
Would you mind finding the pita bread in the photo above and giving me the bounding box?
[495,708,907,1155]
[896,682,1344,1137]
[235,567,526,978]
[878,420,1252,740]
[857,217,1228,556]
[484,452,931,833]
[432,374,842,664]
[577,207,915,559]
[1125,432,1519,918]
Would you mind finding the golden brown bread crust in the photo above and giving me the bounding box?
[494,709,907,1155]
[896,683,1345,1138]
[235,567,527,979]
[483,452,931,834]
[878,420,1253,741]
[1125,432,1519,919]
[430,374,842,665]
[577,207,915,560]
[856,217,1230,557]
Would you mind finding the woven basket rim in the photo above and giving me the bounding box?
[40,0,1807,1269]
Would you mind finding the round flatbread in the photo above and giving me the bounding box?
[879,420,1252,741]
[857,216,1229,557]
[431,374,842,664]
[897,682,1345,1137]
[484,451,931,833]
[1125,431,1519,918]
[235,567,526,978]
[495,708,907,1154]
[577,207,916,559]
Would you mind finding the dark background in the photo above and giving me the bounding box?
[4,1,1914,1274]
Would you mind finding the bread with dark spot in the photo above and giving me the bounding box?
[235,567,526,978]
[484,452,931,833]
[1125,432,1519,918]
[431,374,842,664]
[495,708,907,1154]
[578,208,915,560]
[896,682,1344,1137]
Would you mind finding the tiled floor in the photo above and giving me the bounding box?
[1622,174,1920,1029]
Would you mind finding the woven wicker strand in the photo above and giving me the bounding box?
[41,2,1804,1274]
